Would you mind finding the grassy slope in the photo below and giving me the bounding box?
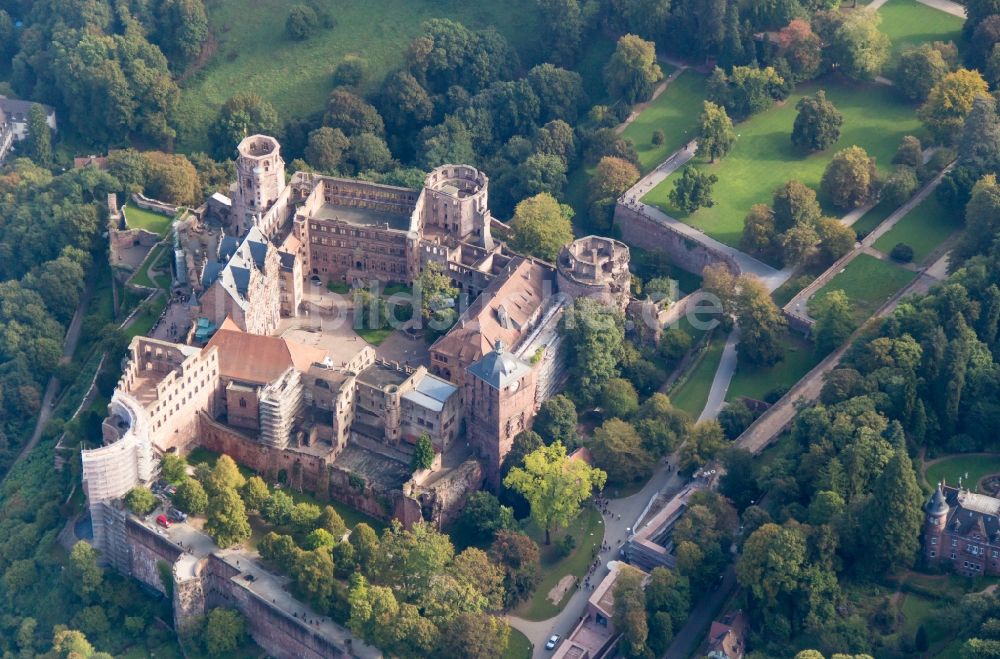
[808,253,917,326]
[620,69,709,173]
[643,79,924,247]
[873,193,963,263]
[503,629,533,659]
[177,0,545,151]
[925,455,1000,491]
[669,330,727,418]
[878,0,963,63]
[123,204,174,237]
[516,507,603,620]
[726,332,819,402]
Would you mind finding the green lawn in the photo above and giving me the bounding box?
[643,78,924,247]
[807,253,917,327]
[851,197,898,239]
[620,69,709,173]
[355,327,395,346]
[925,454,1000,491]
[503,629,533,659]
[669,330,727,418]
[123,204,174,237]
[877,0,964,64]
[128,243,171,292]
[771,263,828,307]
[726,332,819,403]
[873,193,963,264]
[125,293,168,340]
[176,0,546,152]
[515,507,604,621]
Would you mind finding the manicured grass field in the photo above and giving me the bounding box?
[620,69,709,173]
[925,454,1000,491]
[877,0,963,63]
[850,197,897,239]
[128,244,171,292]
[502,629,533,659]
[873,193,963,264]
[642,79,924,247]
[516,507,604,620]
[176,0,545,152]
[669,330,727,418]
[122,204,174,237]
[807,253,917,327]
[726,332,819,403]
[124,293,167,340]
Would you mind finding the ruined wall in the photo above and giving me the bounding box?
[132,192,181,216]
[125,517,183,594]
[614,204,739,277]
[198,414,328,489]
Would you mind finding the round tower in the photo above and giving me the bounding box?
[232,134,285,234]
[923,483,950,563]
[422,164,493,249]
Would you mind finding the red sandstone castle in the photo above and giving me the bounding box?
[923,483,1000,577]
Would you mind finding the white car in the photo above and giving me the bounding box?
[545,634,561,650]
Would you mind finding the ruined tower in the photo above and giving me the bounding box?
[232,134,285,235]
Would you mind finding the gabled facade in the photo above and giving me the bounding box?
[923,484,1000,576]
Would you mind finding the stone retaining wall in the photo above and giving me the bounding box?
[132,192,181,216]
[614,204,739,277]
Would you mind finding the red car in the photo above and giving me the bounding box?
[156,514,172,528]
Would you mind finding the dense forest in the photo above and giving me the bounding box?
[2,0,1000,656]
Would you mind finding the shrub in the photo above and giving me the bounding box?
[652,129,665,145]
[881,167,919,207]
[333,56,367,87]
[286,4,319,40]
[890,243,914,263]
[555,533,577,558]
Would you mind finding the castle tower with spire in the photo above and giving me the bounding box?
[923,482,950,564]
[464,339,537,485]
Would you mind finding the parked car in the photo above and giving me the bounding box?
[166,485,177,496]
[310,275,322,286]
[168,508,187,522]
[156,514,172,528]
[545,635,561,650]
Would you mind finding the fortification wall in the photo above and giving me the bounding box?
[132,192,180,216]
[198,414,328,490]
[125,517,183,594]
[614,204,739,277]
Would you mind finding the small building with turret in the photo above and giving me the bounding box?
[557,235,631,310]
[923,483,1000,577]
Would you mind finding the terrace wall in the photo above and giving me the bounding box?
[614,204,739,277]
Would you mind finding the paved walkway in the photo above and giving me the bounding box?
[6,269,97,479]
[699,328,739,422]
[508,461,688,657]
[616,65,688,136]
[916,0,966,18]
[784,164,951,324]
[736,248,948,455]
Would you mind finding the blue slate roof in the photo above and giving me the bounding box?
[466,340,531,389]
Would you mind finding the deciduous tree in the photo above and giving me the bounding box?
[533,395,578,447]
[604,34,664,104]
[205,487,251,549]
[697,101,735,163]
[209,92,279,159]
[591,418,653,485]
[735,275,786,366]
[503,442,607,544]
[791,91,843,152]
[509,193,574,261]
[174,478,208,514]
[894,44,951,103]
[412,433,435,472]
[821,146,877,210]
[669,166,718,214]
[124,487,158,516]
[918,69,990,144]
[813,289,854,356]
